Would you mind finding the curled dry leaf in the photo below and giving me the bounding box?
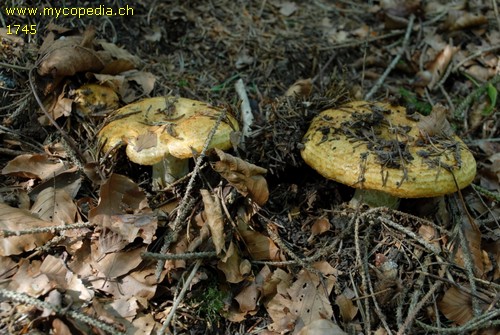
[30,187,77,225]
[296,319,347,335]
[285,78,313,98]
[200,189,226,255]
[443,11,488,31]
[1,154,67,181]
[335,294,358,322]
[37,26,106,79]
[267,262,337,333]
[0,203,55,256]
[40,90,73,124]
[307,217,331,243]
[438,286,491,325]
[425,44,458,89]
[89,173,157,245]
[234,266,272,314]
[217,241,246,283]
[238,222,283,261]
[212,148,269,206]
[417,104,453,139]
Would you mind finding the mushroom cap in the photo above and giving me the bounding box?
[98,96,239,165]
[300,101,476,198]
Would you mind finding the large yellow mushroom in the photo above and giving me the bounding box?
[98,96,239,188]
[300,100,476,207]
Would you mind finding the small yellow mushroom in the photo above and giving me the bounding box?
[98,96,239,188]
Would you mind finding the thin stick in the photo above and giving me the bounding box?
[28,68,86,164]
[0,222,93,237]
[0,288,124,335]
[142,251,216,260]
[0,61,31,71]
[491,0,500,34]
[365,15,415,100]
[235,78,253,147]
[160,259,202,334]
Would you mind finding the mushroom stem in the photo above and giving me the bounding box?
[152,154,189,188]
[350,189,400,209]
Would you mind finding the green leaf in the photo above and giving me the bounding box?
[482,83,497,116]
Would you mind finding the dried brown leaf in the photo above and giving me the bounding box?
[234,265,272,314]
[238,222,282,261]
[335,294,358,322]
[417,104,453,138]
[37,27,105,78]
[235,283,259,314]
[0,256,18,283]
[425,44,458,89]
[267,262,336,333]
[40,255,93,301]
[296,319,347,335]
[89,173,156,245]
[8,259,51,296]
[212,148,269,205]
[52,318,72,335]
[2,154,67,180]
[134,131,158,152]
[217,241,245,283]
[40,91,73,124]
[443,11,488,31]
[31,187,77,225]
[117,70,156,103]
[90,245,145,279]
[438,287,474,325]
[0,203,55,256]
[200,189,225,255]
[307,217,331,243]
[285,78,313,98]
[451,221,486,277]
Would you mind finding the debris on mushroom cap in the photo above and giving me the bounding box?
[98,96,239,165]
[300,101,476,198]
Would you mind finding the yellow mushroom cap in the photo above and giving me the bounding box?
[300,101,476,198]
[98,96,239,165]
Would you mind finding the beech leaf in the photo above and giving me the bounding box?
[212,148,269,205]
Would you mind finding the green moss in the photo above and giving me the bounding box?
[399,88,432,115]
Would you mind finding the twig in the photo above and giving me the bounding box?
[416,309,500,333]
[397,260,444,335]
[378,216,442,255]
[354,207,371,335]
[364,223,393,335]
[235,78,253,148]
[452,44,500,73]
[472,184,500,202]
[457,222,482,316]
[142,251,217,261]
[0,61,31,71]
[28,68,86,164]
[0,222,93,238]
[364,15,415,100]
[154,109,227,280]
[320,30,405,51]
[160,259,202,334]
[494,0,500,31]
[0,288,125,335]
